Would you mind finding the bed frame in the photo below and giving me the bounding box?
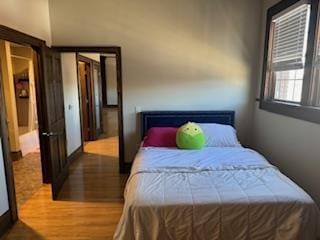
[141,111,235,139]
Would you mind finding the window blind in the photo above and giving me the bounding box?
[271,4,310,71]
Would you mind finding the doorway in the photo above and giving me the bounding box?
[79,53,119,157]
[101,54,119,137]
[0,26,70,232]
[78,58,91,141]
[56,47,125,173]
[77,54,103,141]
[0,41,44,210]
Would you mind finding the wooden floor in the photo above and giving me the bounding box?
[4,137,128,240]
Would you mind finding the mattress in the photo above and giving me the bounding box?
[114,147,320,240]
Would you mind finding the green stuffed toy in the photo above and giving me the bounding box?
[176,122,205,150]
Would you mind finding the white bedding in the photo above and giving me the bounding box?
[114,147,320,240]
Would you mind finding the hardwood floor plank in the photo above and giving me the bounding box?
[4,137,128,240]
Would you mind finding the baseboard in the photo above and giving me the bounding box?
[67,146,83,165]
[0,211,13,238]
[10,151,22,161]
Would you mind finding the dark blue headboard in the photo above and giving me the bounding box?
[141,111,235,139]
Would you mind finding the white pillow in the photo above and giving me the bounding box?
[197,123,241,147]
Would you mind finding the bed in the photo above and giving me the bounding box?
[114,111,320,240]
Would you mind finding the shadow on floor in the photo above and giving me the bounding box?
[57,152,128,203]
[4,137,126,239]
[4,221,45,240]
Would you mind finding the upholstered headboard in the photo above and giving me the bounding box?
[141,111,235,139]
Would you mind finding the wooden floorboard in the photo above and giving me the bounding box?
[4,137,128,240]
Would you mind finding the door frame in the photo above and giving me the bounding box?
[100,55,108,108]
[0,25,52,227]
[78,55,94,141]
[77,54,103,141]
[53,46,126,173]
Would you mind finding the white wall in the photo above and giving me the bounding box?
[61,53,82,156]
[106,57,118,105]
[0,139,9,216]
[49,0,263,162]
[0,0,52,45]
[252,0,320,206]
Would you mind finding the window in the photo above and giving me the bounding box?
[261,0,320,124]
[273,70,304,102]
[265,2,310,103]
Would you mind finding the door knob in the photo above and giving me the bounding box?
[42,132,59,137]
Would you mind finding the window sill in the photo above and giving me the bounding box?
[259,100,320,125]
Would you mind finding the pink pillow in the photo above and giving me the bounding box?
[143,127,178,147]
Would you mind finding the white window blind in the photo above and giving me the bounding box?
[271,4,310,71]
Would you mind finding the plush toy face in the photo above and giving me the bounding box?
[176,122,205,150]
[179,122,203,136]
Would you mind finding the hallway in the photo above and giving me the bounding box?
[4,137,128,239]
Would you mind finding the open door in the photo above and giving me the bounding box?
[78,60,91,141]
[41,47,68,200]
[78,55,102,141]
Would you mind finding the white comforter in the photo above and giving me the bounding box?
[114,147,320,240]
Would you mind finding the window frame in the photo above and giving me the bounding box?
[260,0,320,124]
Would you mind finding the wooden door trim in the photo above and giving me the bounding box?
[78,54,100,65]
[78,55,95,140]
[78,56,103,140]
[53,46,126,173]
[0,25,45,48]
[0,54,17,231]
[100,56,107,107]
[0,211,11,237]
[0,25,50,231]
[75,53,85,148]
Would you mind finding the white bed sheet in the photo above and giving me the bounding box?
[114,147,320,240]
